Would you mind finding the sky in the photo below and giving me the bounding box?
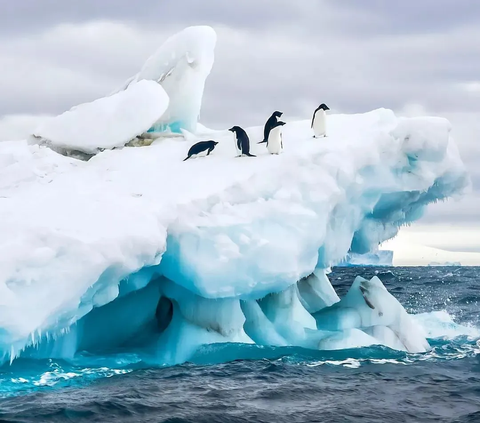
[0,1,478,264]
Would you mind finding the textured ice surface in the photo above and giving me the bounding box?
[113,26,216,134]
[29,80,169,155]
[0,107,469,364]
[314,276,430,352]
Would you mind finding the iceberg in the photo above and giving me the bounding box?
[338,250,394,267]
[428,261,462,267]
[0,25,470,366]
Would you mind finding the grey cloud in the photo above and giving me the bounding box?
[0,0,308,35]
[2,0,480,38]
[334,0,480,35]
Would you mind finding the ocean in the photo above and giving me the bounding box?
[1,266,479,422]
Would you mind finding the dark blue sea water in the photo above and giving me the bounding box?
[1,267,479,422]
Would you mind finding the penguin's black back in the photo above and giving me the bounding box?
[232,126,255,157]
[184,140,217,161]
[261,112,282,143]
[263,115,277,141]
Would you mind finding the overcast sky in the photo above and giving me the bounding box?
[0,1,479,263]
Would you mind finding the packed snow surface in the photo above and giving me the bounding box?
[0,107,469,364]
[30,80,169,155]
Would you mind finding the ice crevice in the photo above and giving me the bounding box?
[0,25,470,366]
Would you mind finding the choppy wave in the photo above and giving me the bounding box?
[1,310,478,398]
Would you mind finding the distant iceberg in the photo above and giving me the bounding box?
[0,26,470,366]
[428,261,462,267]
[338,250,394,267]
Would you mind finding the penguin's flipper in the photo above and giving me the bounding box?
[183,155,190,161]
[246,153,256,157]
[257,140,267,144]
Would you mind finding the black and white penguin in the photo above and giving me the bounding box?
[228,126,256,157]
[258,111,283,144]
[183,140,218,161]
[266,121,286,155]
[311,103,330,138]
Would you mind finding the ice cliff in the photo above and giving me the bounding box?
[0,26,469,366]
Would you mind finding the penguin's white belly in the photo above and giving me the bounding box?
[313,111,326,137]
[267,129,283,154]
[191,150,208,159]
[233,134,242,155]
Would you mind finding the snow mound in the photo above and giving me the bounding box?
[30,80,169,155]
[0,107,469,364]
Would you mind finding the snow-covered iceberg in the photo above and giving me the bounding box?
[0,25,470,366]
[0,106,469,365]
[338,250,394,267]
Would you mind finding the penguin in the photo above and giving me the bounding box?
[266,121,286,155]
[311,103,330,138]
[258,111,283,144]
[228,126,256,157]
[183,140,218,161]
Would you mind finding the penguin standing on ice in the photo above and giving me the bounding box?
[258,111,283,144]
[266,121,286,155]
[228,126,256,157]
[311,103,330,138]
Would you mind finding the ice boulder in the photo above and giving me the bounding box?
[313,276,430,352]
[29,80,169,156]
[113,26,216,134]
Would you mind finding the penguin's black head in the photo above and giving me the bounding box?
[319,103,330,111]
[228,126,240,132]
[273,111,283,117]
